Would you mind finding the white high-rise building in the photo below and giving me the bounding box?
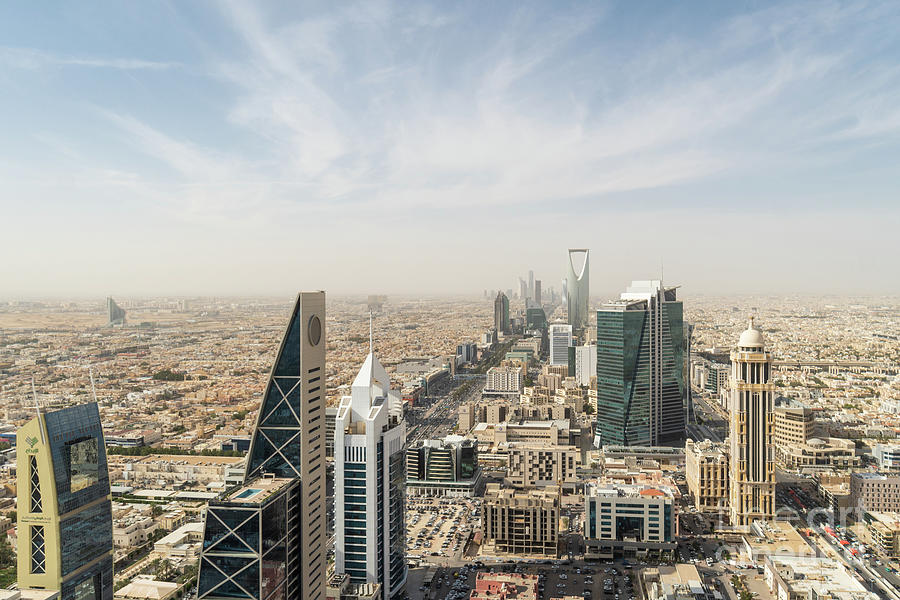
[574,344,597,387]
[566,249,589,331]
[549,324,573,367]
[729,318,776,527]
[334,352,407,598]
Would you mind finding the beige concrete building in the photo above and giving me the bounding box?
[764,555,878,600]
[776,437,859,470]
[742,520,815,562]
[113,454,246,489]
[865,512,900,559]
[641,564,709,600]
[459,403,476,432]
[729,319,776,527]
[684,439,728,511]
[583,482,678,559]
[851,473,900,513]
[774,403,817,448]
[113,513,158,549]
[485,365,525,395]
[505,445,579,489]
[114,577,179,600]
[152,521,204,561]
[482,484,559,556]
[472,420,572,447]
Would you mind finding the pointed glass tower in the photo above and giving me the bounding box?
[198,292,326,600]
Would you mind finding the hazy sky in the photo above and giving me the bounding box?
[2,1,899,298]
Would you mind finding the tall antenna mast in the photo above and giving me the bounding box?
[369,311,374,355]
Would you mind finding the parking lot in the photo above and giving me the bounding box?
[407,559,641,600]
[406,496,480,561]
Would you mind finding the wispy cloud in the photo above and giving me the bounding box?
[0,46,179,70]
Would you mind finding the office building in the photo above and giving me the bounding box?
[472,420,572,447]
[198,477,300,600]
[704,363,728,396]
[519,279,528,302]
[565,249,589,331]
[456,343,478,364]
[583,481,677,559]
[534,280,541,305]
[595,281,685,447]
[773,402,817,448]
[684,439,728,512]
[17,403,114,600]
[525,308,546,332]
[485,365,524,395]
[776,438,858,470]
[528,270,534,301]
[684,323,694,425]
[729,318,775,527]
[505,445,579,489]
[198,292,327,600]
[406,436,482,497]
[493,292,510,335]
[106,297,125,326]
[548,324,573,367]
[482,484,559,556]
[874,445,900,470]
[334,352,407,598]
[851,473,900,513]
[573,344,596,388]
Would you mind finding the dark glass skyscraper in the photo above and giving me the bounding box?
[198,292,326,600]
[596,281,685,446]
[493,292,509,334]
[17,403,113,600]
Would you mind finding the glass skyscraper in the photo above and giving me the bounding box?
[17,402,114,600]
[198,291,326,600]
[596,281,685,447]
[334,352,407,598]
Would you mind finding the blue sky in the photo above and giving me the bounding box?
[2,1,899,297]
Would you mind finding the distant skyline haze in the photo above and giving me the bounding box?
[1,1,899,297]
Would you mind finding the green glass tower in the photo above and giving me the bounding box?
[596,281,684,446]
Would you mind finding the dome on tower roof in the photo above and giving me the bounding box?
[738,317,765,348]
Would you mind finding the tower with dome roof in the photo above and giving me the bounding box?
[729,316,776,527]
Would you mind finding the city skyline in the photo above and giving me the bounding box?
[1,2,899,297]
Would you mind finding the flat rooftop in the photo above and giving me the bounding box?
[222,476,294,505]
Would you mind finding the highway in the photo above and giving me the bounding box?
[406,374,485,444]
[781,488,900,600]
[810,526,900,600]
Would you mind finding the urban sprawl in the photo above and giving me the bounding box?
[1,252,899,600]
